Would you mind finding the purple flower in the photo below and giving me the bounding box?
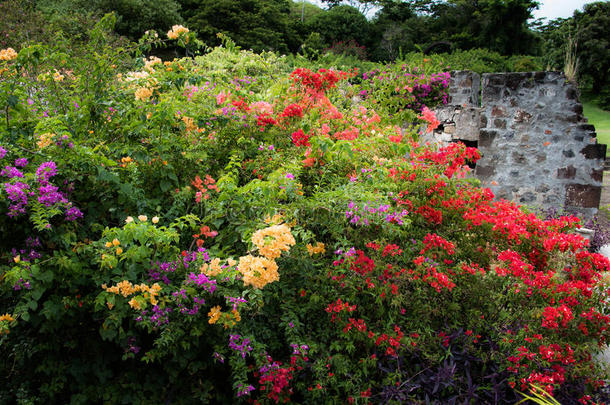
[4,181,30,217]
[229,334,253,359]
[185,272,217,293]
[37,183,67,207]
[14,158,28,167]
[286,173,294,180]
[213,352,225,363]
[1,166,24,178]
[0,146,6,159]
[225,296,247,310]
[65,206,83,221]
[236,384,255,397]
[36,161,57,184]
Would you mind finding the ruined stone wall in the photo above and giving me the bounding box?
[429,71,606,221]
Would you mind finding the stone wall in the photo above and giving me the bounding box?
[428,71,607,221]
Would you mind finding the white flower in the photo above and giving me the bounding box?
[125,216,134,223]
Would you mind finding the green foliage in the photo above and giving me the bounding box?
[398,48,543,74]
[183,0,297,54]
[306,5,370,52]
[0,15,608,405]
[37,0,183,40]
[538,2,610,109]
[573,1,610,108]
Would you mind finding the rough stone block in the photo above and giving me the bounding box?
[493,119,507,129]
[454,108,481,141]
[578,124,596,132]
[520,192,536,203]
[557,165,576,179]
[506,73,526,90]
[475,165,495,179]
[514,110,532,123]
[565,184,602,208]
[563,150,575,158]
[512,152,526,164]
[566,87,578,100]
[478,129,497,148]
[591,169,603,183]
[580,144,607,160]
[491,106,505,117]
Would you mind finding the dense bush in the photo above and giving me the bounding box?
[1,20,609,404]
[398,49,544,75]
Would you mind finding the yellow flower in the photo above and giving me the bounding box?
[112,238,120,246]
[13,255,20,263]
[107,302,114,310]
[232,309,241,322]
[152,216,159,224]
[251,223,296,260]
[128,298,141,310]
[0,313,14,322]
[37,133,54,149]
[125,216,134,223]
[105,241,112,248]
[53,70,64,82]
[208,305,221,324]
[307,242,326,256]
[134,87,153,101]
[201,257,222,277]
[115,247,123,255]
[116,280,135,297]
[144,56,162,72]
[237,255,279,289]
[138,215,148,222]
[0,48,17,61]
[167,25,189,40]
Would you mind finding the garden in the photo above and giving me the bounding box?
[1,18,610,404]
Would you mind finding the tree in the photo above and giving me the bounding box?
[318,0,379,15]
[36,0,184,40]
[181,0,297,53]
[443,0,540,55]
[307,4,371,50]
[573,2,610,96]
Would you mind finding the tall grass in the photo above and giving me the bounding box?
[563,34,579,83]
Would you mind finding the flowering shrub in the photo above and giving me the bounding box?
[0,21,609,405]
[360,63,450,124]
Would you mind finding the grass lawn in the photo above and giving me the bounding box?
[583,101,610,157]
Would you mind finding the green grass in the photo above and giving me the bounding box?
[583,102,610,157]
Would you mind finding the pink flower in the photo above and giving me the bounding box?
[419,106,440,133]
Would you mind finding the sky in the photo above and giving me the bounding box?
[532,0,602,21]
[305,0,604,21]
